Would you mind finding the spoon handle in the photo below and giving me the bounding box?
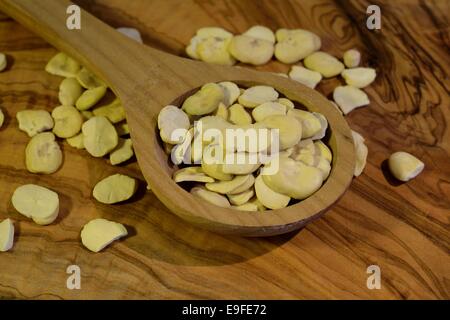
[0,0,166,92]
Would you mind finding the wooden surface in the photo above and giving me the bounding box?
[0,0,448,299]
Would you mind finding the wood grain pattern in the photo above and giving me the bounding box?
[0,0,449,299]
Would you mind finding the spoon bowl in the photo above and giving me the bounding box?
[0,0,355,236]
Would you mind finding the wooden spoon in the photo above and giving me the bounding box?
[0,0,355,236]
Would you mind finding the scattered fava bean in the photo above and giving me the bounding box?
[229,35,274,65]
[262,157,323,200]
[25,132,62,174]
[182,83,224,115]
[214,102,229,120]
[58,77,83,106]
[205,174,254,195]
[232,202,258,211]
[341,67,376,88]
[17,110,54,137]
[75,86,107,111]
[45,52,80,77]
[255,175,290,210]
[238,85,279,108]
[173,167,215,183]
[66,132,84,149]
[191,186,231,208]
[197,37,236,66]
[343,49,361,68]
[227,188,254,206]
[82,116,118,157]
[0,53,7,72]
[116,27,143,44]
[76,67,106,89]
[158,105,190,144]
[218,81,240,106]
[275,29,321,64]
[304,51,345,78]
[351,130,368,177]
[0,107,4,128]
[186,27,233,60]
[81,218,128,253]
[229,103,252,125]
[110,138,134,165]
[333,85,370,115]
[0,219,14,252]
[289,65,322,89]
[52,105,83,138]
[388,151,424,182]
[115,122,130,136]
[93,98,126,124]
[12,184,59,225]
[252,102,286,122]
[93,174,137,204]
[243,25,275,43]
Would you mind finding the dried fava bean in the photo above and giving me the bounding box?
[17,110,54,137]
[333,85,370,115]
[158,105,190,144]
[82,116,118,157]
[201,162,233,181]
[115,122,130,136]
[287,109,321,139]
[290,139,317,163]
[289,65,322,89]
[197,37,236,66]
[262,157,323,200]
[255,175,290,210]
[0,107,4,128]
[233,202,258,211]
[66,133,84,149]
[0,53,6,72]
[343,49,361,68]
[274,29,321,64]
[227,188,254,206]
[12,184,59,225]
[173,167,215,183]
[243,25,275,43]
[314,140,332,162]
[45,52,80,77]
[218,81,240,106]
[0,219,14,252]
[304,52,345,78]
[273,72,289,78]
[351,130,368,177]
[214,102,229,120]
[388,151,424,182]
[222,152,261,175]
[252,102,286,122]
[205,174,254,195]
[261,115,302,150]
[186,27,233,60]
[75,86,107,111]
[229,103,252,125]
[171,128,195,165]
[93,174,137,204]
[238,85,279,108]
[276,98,295,110]
[310,112,328,140]
[191,186,231,208]
[25,132,62,174]
[110,138,134,165]
[249,197,266,211]
[229,35,274,65]
[81,218,128,253]
[93,98,126,123]
[52,105,83,138]
[59,77,83,106]
[81,110,94,120]
[182,83,224,115]
[341,68,376,88]
[76,67,106,89]
[316,156,331,180]
[116,27,143,43]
